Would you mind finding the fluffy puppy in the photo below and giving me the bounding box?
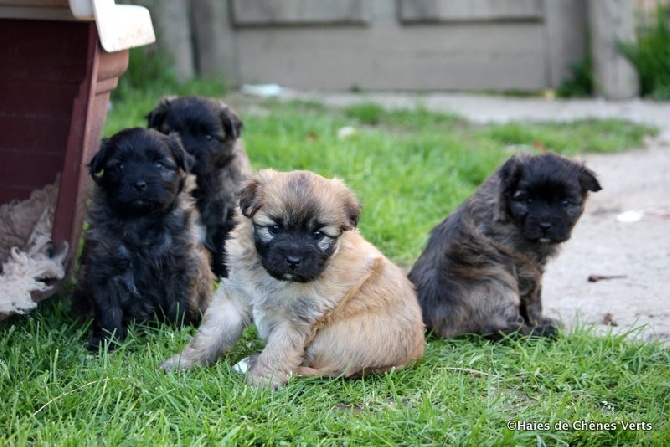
[160,169,425,388]
[71,128,213,350]
[147,96,252,278]
[409,152,601,339]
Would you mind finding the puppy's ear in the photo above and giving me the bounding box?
[579,165,602,193]
[146,96,175,129]
[164,133,195,173]
[495,155,524,221]
[342,194,361,231]
[239,178,262,218]
[220,105,243,142]
[88,137,113,186]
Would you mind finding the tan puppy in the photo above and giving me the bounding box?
[160,169,425,388]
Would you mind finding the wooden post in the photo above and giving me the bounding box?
[589,0,640,99]
[152,0,195,82]
[191,0,240,85]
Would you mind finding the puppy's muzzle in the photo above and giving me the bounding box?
[527,217,568,244]
[133,179,147,192]
[539,221,552,236]
[285,254,302,269]
[263,246,324,282]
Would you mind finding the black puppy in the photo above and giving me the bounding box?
[409,152,601,339]
[71,128,214,350]
[147,96,252,277]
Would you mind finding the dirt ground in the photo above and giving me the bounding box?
[542,140,670,344]
[275,91,670,344]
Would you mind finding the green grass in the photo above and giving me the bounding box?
[620,4,670,100]
[557,53,595,98]
[2,90,666,446]
[2,299,668,446]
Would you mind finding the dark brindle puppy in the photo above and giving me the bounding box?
[147,96,252,277]
[409,152,602,339]
[71,128,213,350]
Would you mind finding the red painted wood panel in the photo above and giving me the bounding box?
[0,18,128,305]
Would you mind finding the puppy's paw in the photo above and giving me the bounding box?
[159,354,191,373]
[541,317,563,329]
[86,336,103,352]
[532,317,563,338]
[86,335,120,353]
[246,364,289,390]
[232,354,258,374]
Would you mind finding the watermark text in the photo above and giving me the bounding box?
[507,420,653,432]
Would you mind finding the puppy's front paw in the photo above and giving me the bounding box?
[87,334,121,352]
[535,317,563,338]
[232,354,258,374]
[159,354,191,373]
[246,364,289,390]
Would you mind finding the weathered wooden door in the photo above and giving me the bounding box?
[223,0,586,91]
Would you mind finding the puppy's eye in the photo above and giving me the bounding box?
[312,230,325,241]
[525,197,533,204]
[205,134,224,143]
[155,161,165,170]
[117,163,125,171]
[561,199,573,207]
[268,225,282,235]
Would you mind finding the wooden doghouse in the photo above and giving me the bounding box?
[0,0,154,316]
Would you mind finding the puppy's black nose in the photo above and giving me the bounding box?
[286,255,302,267]
[539,222,552,232]
[133,179,147,192]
